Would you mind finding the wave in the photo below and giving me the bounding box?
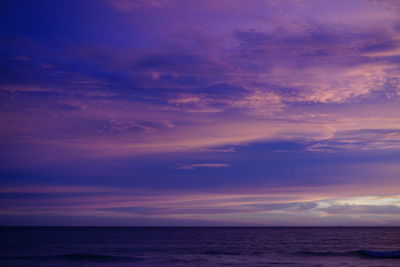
[300,250,400,259]
[0,253,140,263]
[204,250,240,256]
[356,250,400,259]
[57,253,138,262]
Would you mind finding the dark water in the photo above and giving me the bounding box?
[1,227,399,266]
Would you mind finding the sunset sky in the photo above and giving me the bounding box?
[1,0,400,226]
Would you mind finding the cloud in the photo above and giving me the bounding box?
[105,0,171,10]
[250,202,318,212]
[229,90,284,115]
[308,129,400,152]
[0,185,111,194]
[1,0,400,160]
[103,201,318,216]
[320,204,400,214]
[232,26,400,103]
[2,183,399,225]
[175,163,230,170]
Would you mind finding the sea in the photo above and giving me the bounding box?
[0,227,399,266]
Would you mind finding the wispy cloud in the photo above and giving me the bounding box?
[320,204,400,215]
[105,0,171,10]
[307,129,400,152]
[175,163,230,170]
[1,184,399,225]
[2,0,400,157]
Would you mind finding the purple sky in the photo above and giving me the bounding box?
[1,0,400,226]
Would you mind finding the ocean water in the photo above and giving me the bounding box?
[0,227,399,266]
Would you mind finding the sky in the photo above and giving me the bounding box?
[1,0,400,226]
